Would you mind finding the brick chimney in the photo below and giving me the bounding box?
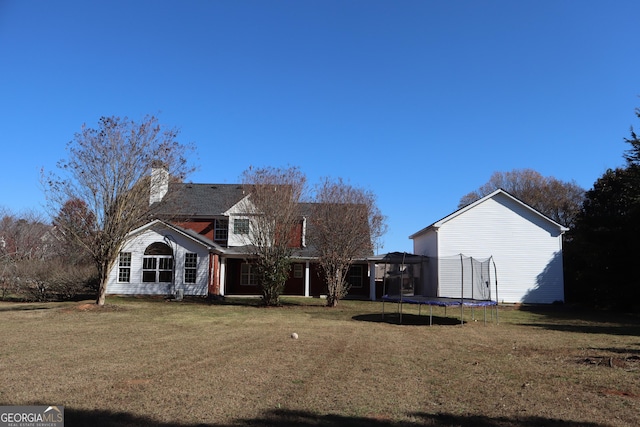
[150,163,169,205]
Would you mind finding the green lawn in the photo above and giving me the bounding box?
[0,297,638,426]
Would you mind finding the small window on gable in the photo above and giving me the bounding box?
[234,218,249,235]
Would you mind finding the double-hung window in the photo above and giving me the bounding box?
[214,219,229,244]
[143,257,173,282]
[184,253,197,284]
[234,218,249,235]
[118,252,131,283]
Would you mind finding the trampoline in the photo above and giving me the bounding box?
[378,252,498,325]
[381,294,497,325]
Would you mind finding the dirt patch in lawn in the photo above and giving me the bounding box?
[66,302,127,312]
[600,388,640,399]
[580,355,640,370]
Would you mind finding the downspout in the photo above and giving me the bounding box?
[493,257,499,324]
[301,217,307,248]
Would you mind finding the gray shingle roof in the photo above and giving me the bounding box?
[152,183,247,218]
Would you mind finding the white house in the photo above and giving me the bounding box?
[409,189,568,304]
[107,220,219,297]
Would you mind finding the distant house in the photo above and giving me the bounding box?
[409,189,568,304]
[106,168,373,299]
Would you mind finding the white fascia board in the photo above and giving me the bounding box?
[126,219,216,251]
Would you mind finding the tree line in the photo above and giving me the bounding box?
[563,108,640,310]
[0,207,97,301]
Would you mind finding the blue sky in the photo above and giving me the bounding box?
[1,0,639,253]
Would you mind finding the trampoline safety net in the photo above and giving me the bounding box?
[381,253,497,302]
[438,254,495,301]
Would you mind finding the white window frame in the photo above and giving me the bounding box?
[214,219,229,243]
[118,252,131,283]
[234,218,250,235]
[184,253,197,284]
[142,255,173,283]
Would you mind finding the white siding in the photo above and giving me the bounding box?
[413,229,438,257]
[412,229,439,296]
[412,192,565,304]
[227,216,252,247]
[225,196,256,247]
[107,224,209,296]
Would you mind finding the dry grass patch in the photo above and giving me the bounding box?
[0,298,638,426]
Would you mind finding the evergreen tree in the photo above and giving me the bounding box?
[565,108,640,310]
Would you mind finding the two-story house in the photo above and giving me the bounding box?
[105,167,374,299]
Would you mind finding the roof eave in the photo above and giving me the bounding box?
[408,224,438,240]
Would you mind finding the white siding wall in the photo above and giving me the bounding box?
[412,230,439,296]
[413,193,564,304]
[413,229,438,257]
[227,215,252,247]
[107,225,209,296]
[226,196,255,247]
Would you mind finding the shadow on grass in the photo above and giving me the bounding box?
[587,346,640,355]
[64,408,610,427]
[352,312,462,326]
[0,303,57,312]
[515,305,640,337]
[203,296,332,309]
[522,321,640,337]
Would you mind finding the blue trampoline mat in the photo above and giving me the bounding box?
[382,295,497,307]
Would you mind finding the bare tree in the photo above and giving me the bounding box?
[240,166,307,306]
[0,209,52,262]
[43,115,194,305]
[53,198,96,265]
[459,169,585,228]
[309,178,387,307]
[0,208,58,300]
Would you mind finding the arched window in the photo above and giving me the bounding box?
[143,242,173,283]
[144,242,173,256]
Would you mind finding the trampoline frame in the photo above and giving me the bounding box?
[381,294,498,325]
[379,252,499,325]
